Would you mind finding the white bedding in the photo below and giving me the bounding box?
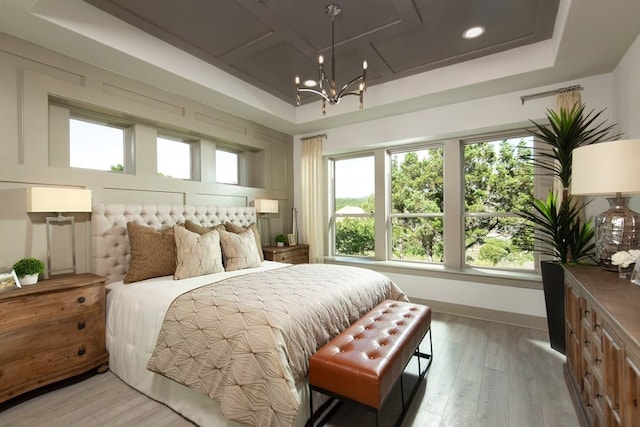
[105,261,312,427]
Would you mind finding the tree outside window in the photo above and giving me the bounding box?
[463,136,535,269]
[390,147,444,263]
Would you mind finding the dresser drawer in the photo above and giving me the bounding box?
[0,285,102,333]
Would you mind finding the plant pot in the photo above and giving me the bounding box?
[19,273,39,286]
[276,242,284,247]
[540,260,565,355]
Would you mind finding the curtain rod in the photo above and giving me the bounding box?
[520,84,583,105]
[300,133,327,141]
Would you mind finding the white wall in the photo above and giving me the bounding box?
[293,73,616,320]
[0,33,293,274]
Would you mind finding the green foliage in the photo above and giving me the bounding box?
[335,197,368,211]
[516,104,617,264]
[12,257,45,276]
[275,234,286,243]
[335,218,374,256]
[525,104,620,190]
[479,239,510,265]
[517,191,595,263]
[110,164,124,172]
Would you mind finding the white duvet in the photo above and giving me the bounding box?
[105,261,311,427]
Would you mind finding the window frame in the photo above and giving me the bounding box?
[156,134,196,180]
[387,143,445,264]
[329,152,376,258]
[461,131,538,272]
[215,148,240,185]
[68,113,133,174]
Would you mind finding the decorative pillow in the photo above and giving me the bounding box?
[185,220,226,235]
[124,222,176,284]
[173,226,224,280]
[224,222,264,262]
[219,229,261,271]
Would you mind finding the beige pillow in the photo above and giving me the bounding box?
[219,229,261,271]
[124,222,176,284]
[173,226,224,280]
[224,222,264,262]
[185,220,226,235]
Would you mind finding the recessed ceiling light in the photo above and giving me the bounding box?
[303,80,317,88]
[462,26,485,39]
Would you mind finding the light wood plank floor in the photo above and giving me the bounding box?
[0,312,578,427]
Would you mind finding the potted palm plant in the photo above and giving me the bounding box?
[517,104,619,354]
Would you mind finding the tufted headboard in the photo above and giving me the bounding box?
[91,204,256,284]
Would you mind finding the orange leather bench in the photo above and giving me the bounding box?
[308,300,433,427]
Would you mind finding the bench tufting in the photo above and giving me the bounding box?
[308,300,433,427]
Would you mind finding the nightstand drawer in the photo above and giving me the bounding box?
[0,285,102,333]
[263,244,309,264]
[0,313,105,365]
[0,333,106,400]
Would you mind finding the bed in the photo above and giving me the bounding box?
[92,204,407,427]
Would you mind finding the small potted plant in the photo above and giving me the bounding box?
[275,234,286,247]
[12,257,45,285]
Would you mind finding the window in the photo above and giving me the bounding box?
[331,155,375,257]
[390,146,444,263]
[216,149,238,184]
[463,136,534,270]
[157,136,191,179]
[69,118,125,172]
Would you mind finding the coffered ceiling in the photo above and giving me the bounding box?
[83,0,559,105]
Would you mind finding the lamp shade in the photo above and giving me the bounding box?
[572,139,640,195]
[26,187,92,213]
[254,199,278,214]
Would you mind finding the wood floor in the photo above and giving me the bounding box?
[0,312,578,427]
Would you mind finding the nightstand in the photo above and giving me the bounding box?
[263,244,309,264]
[0,273,109,403]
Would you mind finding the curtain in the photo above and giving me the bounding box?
[301,136,324,264]
[556,89,581,113]
[554,89,583,196]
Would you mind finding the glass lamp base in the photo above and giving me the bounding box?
[596,196,640,271]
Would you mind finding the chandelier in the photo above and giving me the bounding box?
[295,3,367,115]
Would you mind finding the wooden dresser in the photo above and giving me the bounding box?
[0,273,109,403]
[563,265,640,426]
[263,244,309,264]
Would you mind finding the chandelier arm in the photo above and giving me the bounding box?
[297,87,334,103]
[336,76,365,98]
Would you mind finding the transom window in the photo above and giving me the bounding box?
[69,118,125,172]
[216,149,239,184]
[157,136,192,179]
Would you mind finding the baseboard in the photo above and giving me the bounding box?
[410,297,547,330]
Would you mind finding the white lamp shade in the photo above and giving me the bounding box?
[26,187,92,213]
[572,139,640,196]
[254,199,278,214]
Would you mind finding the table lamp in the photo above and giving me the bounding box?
[572,139,640,270]
[26,187,92,277]
[254,199,278,244]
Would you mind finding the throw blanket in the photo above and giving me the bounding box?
[147,264,407,427]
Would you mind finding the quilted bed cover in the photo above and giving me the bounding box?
[146,263,407,427]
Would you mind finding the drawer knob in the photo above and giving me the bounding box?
[77,321,86,330]
[77,345,86,356]
[77,296,86,304]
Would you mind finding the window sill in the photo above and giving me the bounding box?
[324,256,542,290]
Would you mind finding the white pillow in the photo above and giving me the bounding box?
[173,226,224,280]
[218,228,261,271]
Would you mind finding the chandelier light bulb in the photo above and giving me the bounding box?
[319,55,324,64]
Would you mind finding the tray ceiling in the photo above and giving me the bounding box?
[84,0,559,105]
